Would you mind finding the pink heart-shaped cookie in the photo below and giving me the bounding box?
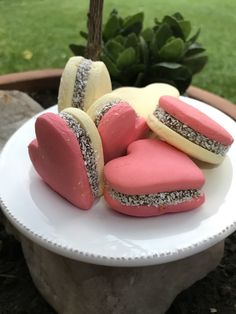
[104,139,205,217]
[98,102,148,163]
[28,113,94,209]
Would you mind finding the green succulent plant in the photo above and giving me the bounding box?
[70,10,208,93]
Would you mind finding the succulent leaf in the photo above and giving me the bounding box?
[172,12,184,21]
[141,28,154,43]
[156,23,173,49]
[159,38,185,61]
[134,72,145,86]
[163,15,185,39]
[123,64,145,83]
[150,23,172,58]
[118,17,124,28]
[121,12,144,35]
[188,28,201,45]
[105,40,124,61]
[125,33,141,60]
[117,47,136,70]
[185,42,205,57]
[178,20,191,39]
[100,53,121,78]
[154,17,161,29]
[139,36,149,65]
[125,33,139,49]
[103,11,122,41]
[151,62,192,93]
[69,44,85,56]
[183,54,208,74]
[79,31,88,40]
[126,63,145,76]
[114,35,126,45]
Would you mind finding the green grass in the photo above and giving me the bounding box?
[0,0,236,103]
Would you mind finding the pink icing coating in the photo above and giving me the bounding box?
[28,113,94,209]
[104,188,205,217]
[104,139,205,195]
[159,96,234,145]
[131,116,149,142]
[98,102,148,163]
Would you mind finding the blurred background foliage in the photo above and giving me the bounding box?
[0,0,235,102]
[70,10,208,93]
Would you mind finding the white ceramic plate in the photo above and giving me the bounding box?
[0,97,235,267]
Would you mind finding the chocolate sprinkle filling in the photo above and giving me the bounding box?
[72,59,92,110]
[60,112,99,197]
[154,107,229,156]
[94,99,121,126]
[109,188,201,207]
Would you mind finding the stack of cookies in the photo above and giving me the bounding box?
[28,57,234,217]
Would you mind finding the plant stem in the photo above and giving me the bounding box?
[85,0,104,60]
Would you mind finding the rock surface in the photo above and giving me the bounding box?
[21,235,224,314]
[0,90,42,236]
[0,90,42,150]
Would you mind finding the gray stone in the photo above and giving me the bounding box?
[0,89,42,237]
[21,235,224,314]
[0,90,42,150]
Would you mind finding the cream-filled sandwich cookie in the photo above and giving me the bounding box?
[147,96,234,164]
[28,108,104,209]
[112,83,179,119]
[104,139,205,217]
[87,94,148,163]
[58,56,112,112]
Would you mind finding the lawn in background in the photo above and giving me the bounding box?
[0,0,235,103]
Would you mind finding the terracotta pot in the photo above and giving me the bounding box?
[0,69,62,92]
[0,69,235,120]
